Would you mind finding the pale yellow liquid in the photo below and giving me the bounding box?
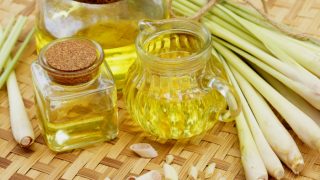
[125,32,227,139]
[35,89,118,152]
[35,20,138,89]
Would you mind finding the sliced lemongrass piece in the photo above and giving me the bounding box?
[213,41,320,151]
[231,67,304,174]
[204,162,216,178]
[163,163,178,180]
[188,166,198,180]
[221,57,284,179]
[130,143,158,158]
[128,170,162,180]
[166,155,174,164]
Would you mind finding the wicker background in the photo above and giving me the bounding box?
[0,0,320,179]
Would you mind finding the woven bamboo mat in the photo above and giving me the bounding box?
[0,0,320,179]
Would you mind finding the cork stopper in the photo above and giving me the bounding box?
[74,0,121,4]
[40,38,103,85]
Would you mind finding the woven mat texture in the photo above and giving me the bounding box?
[0,0,320,179]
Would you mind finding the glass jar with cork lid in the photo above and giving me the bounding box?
[36,0,167,89]
[31,37,118,152]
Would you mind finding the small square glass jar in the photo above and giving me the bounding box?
[31,38,118,152]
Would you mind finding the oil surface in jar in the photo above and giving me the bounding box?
[127,31,227,139]
[35,19,138,89]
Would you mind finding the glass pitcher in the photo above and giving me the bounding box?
[36,0,167,89]
[124,19,241,139]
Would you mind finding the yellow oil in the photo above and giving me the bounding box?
[125,32,227,139]
[35,20,138,89]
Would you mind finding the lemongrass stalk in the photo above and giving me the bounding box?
[7,65,34,147]
[0,16,27,72]
[218,5,320,77]
[286,36,320,53]
[179,0,248,33]
[214,37,320,110]
[173,1,267,52]
[256,67,320,126]
[223,0,265,20]
[235,111,268,180]
[212,41,320,151]
[0,17,15,49]
[221,3,270,28]
[0,27,35,88]
[221,57,284,179]
[231,67,304,174]
[219,4,319,80]
[204,19,320,99]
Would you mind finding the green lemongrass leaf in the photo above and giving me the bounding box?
[214,37,320,109]
[212,40,320,151]
[185,0,249,33]
[230,66,304,174]
[0,27,35,88]
[204,17,320,96]
[0,17,15,49]
[221,3,270,28]
[223,0,265,19]
[173,0,267,52]
[221,55,284,179]
[0,16,27,72]
[218,5,320,77]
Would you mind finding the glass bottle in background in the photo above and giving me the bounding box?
[36,0,167,89]
[31,38,118,152]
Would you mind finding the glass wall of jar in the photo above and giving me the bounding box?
[36,0,167,89]
[31,38,118,152]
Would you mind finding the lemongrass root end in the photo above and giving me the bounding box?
[20,136,33,148]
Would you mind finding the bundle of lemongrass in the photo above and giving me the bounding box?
[173,0,320,179]
[0,16,35,147]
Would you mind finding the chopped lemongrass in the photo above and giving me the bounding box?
[188,166,198,180]
[213,41,320,151]
[0,16,27,72]
[135,170,161,180]
[204,163,216,179]
[130,143,158,158]
[163,163,178,180]
[166,155,174,164]
[221,57,284,179]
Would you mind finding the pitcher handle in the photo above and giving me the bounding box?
[207,77,241,122]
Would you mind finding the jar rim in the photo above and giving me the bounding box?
[39,37,104,77]
[136,18,212,64]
